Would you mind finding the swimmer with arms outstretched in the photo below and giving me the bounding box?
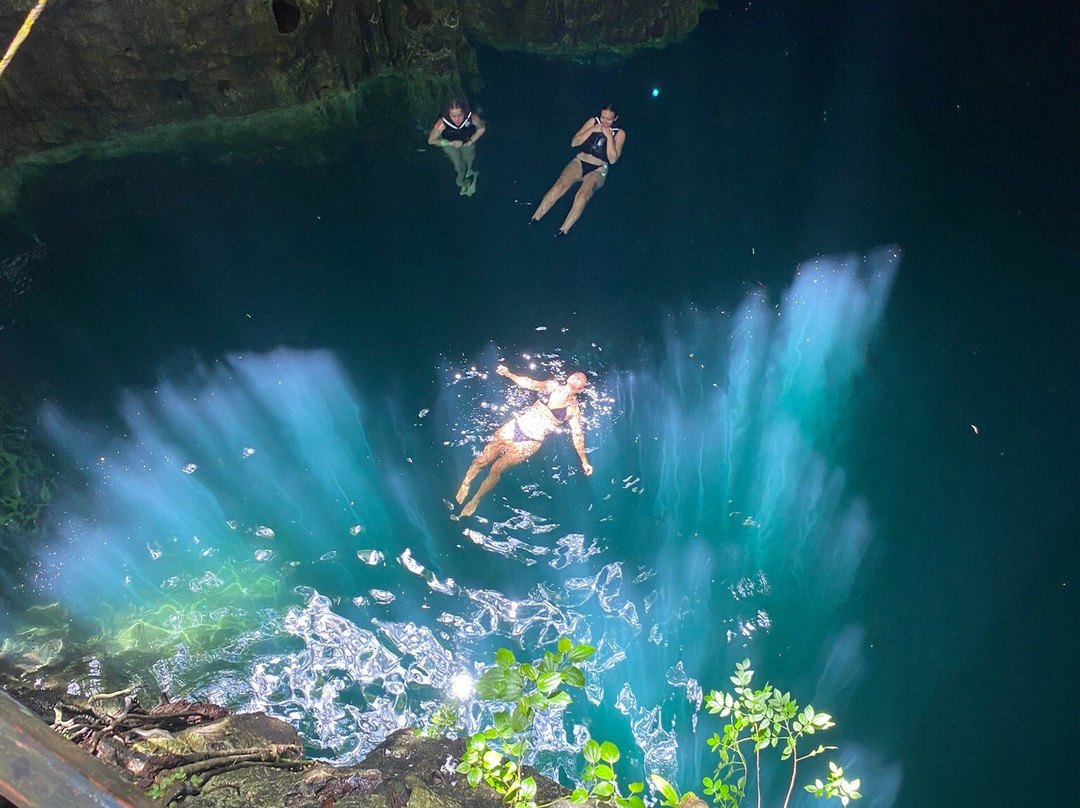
[455,365,593,517]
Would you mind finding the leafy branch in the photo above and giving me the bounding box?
[653,659,860,808]
[456,638,645,808]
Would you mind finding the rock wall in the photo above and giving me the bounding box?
[461,0,710,56]
[0,0,709,199]
[0,0,469,166]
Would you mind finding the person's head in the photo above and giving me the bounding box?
[443,98,471,126]
[566,372,589,393]
[598,103,619,127]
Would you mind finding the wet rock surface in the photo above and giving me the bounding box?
[0,680,571,808]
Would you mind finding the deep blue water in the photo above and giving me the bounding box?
[1,4,1077,808]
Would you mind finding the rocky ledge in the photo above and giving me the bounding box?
[0,684,569,808]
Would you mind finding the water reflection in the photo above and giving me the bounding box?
[4,251,898,797]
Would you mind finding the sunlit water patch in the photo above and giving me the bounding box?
[5,251,898,794]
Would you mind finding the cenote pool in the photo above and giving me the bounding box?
[1,5,1076,808]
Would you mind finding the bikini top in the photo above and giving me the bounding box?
[440,112,476,142]
[579,118,622,162]
[538,392,570,422]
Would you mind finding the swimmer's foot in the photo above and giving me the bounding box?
[555,228,568,238]
[461,498,478,517]
[528,216,539,226]
[455,481,470,504]
[463,172,478,196]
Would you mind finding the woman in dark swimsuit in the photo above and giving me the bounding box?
[428,99,487,195]
[455,365,593,517]
[529,103,626,236]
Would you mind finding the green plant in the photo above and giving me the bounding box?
[417,700,463,738]
[456,637,645,808]
[654,660,860,808]
[146,767,203,801]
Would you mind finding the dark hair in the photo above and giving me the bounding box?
[600,102,619,118]
[442,98,471,118]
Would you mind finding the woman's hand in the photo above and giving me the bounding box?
[582,460,594,476]
[496,365,510,377]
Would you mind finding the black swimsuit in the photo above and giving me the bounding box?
[578,118,621,173]
[441,112,477,143]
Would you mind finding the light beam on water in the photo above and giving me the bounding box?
[6,250,898,795]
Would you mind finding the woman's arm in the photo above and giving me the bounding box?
[568,408,593,475]
[604,128,625,164]
[427,119,448,146]
[570,118,600,148]
[496,365,551,392]
[469,115,487,143]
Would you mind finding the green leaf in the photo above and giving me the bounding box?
[584,739,601,764]
[563,666,586,688]
[628,783,644,794]
[520,663,539,681]
[568,644,596,663]
[548,691,573,708]
[537,671,563,694]
[482,750,503,768]
[599,741,620,763]
[510,706,530,733]
[593,782,615,798]
[594,764,614,781]
[467,768,482,788]
[570,789,589,804]
[496,648,516,669]
[476,668,505,701]
[519,777,537,799]
[650,774,680,807]
[504,669,525,701]
[455,762,472,773]
[558,637,573,654]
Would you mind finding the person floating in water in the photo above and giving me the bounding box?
[428,99,486,196]
[529,103,625,236]
[455,365,594,517]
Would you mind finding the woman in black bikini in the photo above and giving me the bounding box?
[455,365,593,517]
[529,103,626,236]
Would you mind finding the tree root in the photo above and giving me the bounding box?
[48,685,308,802]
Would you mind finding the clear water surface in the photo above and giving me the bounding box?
[0,5,1076,808]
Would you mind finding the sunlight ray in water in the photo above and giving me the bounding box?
[6,250,898,790]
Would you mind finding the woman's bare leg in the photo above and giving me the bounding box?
[559,169,606,233]
[531,160,583,221]
[456,440,506,504]
[446,147,468,188]
[461,144,478,195]
[461,442,542,516]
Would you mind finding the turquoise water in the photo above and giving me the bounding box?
[1,5,1077,808]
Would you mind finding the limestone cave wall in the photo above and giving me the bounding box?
[0,0,709,171]
[0,0,468,167]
